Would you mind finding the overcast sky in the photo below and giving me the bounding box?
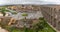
[0,0,60,5]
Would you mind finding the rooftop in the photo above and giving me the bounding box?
[7,5,41,11]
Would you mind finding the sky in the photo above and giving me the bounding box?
[0,0,60,5]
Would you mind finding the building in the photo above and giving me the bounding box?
[40,5,60,31]
[8,5,42,28]
[0,5,43,28]
[7,5,40,12]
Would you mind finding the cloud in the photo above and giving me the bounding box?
[0,0,60,5]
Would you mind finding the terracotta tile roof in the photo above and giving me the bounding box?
[7,5,40,11]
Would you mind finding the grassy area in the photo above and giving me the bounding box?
[38,21,56,32]
[38,18,56,32]
[1,17,56,32]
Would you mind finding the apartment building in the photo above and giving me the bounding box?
[40,5,60,31]
[7,5,40,12]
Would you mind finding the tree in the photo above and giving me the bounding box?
[0,7,17,16]
[0,8,10,16]
[22,13,28,20]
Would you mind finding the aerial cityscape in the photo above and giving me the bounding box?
[0,5,58,32]
[0,0,60,32]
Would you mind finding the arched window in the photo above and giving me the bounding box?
[53,18,56,27]
[58,21,60,30]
